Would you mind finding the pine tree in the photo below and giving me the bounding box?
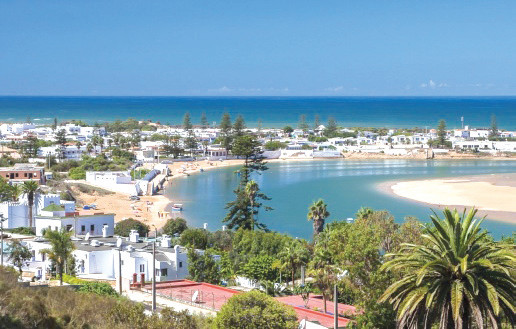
[219,112,232,153]
[324,117,338,137]
[233,115,246,137]
[298,114,308,133]
[437,119,447,147]
[200,112,209,129]
[314,114,321,129]
[489,114,498,139]
[223,134,271,230]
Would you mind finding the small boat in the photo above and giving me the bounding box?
[200,168,204,172]
[171,203,183,211]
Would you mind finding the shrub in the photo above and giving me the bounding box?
[179,228,209,249]
[9,227,35,235]
[78,281,118,297]
[214,290,298,329]
[114,218,149,237]
[264,141,287,151]
[68,167,86,180]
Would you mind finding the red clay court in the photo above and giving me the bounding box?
[144,280,353,327]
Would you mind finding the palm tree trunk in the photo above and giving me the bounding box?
[323,295,327,313]
[28,193,33,228]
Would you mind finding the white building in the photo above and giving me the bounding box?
[35,213,115,237]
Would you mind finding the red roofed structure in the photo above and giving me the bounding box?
[142,280,354,328]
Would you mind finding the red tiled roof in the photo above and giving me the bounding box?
[149,281,354,328]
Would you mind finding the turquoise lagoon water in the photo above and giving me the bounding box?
[1,96,516,129]
[164,159,516,240]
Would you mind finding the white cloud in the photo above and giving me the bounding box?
[325,86,345,92]
[420,80,448,89]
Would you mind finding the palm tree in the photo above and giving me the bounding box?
[9,184,22,202]
[245,180,259,230]
[307,199,330,237]
[21,180,39,228]
[41,228,75,286]
[279,239,309,288]
[309,246,337,314]
[380,208,515,329]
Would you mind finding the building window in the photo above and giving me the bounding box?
[179,262,183,268]
[15,173,18,177]
[65,225,72,232]
[139,264,145,272]
[81,225,85,232]
[160,269,167,276]
[24,173,27,177]
[90,224,94,232]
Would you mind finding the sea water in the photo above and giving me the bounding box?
[1,96,516,129]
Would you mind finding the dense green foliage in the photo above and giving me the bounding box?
[104,118,157,132]
[264,140,287,150]
[187,248,221,284]
[380,208,516,328]
[214,290,298,329]
[162,217,188,236]
[114,218,150,237]
[0,266,211,329]
[68,167,86,180]
[78,281,118,297]
[42,229,76,286]
[180,228,209,249]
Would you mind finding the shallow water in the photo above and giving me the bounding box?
[165,159,516,240]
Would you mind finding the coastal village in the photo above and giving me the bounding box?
[0,116,514,328]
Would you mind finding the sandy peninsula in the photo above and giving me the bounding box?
[385,173,516,223]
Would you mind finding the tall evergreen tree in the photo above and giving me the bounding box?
[324,117,338,137]
[314,114,321,129]
[200,112,209,129]
[183,112,193,131]
[219,112,232,153]
[437,119,447,147]
[224,135,270,231]
[233,115,246,137]
[298,114,309,133]
[183,112,197,155]
[489,114,498,139]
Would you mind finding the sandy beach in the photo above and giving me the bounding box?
[384,173,516,224]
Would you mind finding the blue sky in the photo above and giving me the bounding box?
[1,1,515,96]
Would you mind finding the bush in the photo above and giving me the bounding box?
[114,218,149,237]
[9,227,35,235]
[162,218,188,236]
[78,281,118,297]
[68,167,86,180]
[214,290,298,329]
[264,141,287,151]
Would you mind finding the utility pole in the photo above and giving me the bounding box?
[0,214,5,267]
[118,248,123,295]
[152,241,156,312]
[334,284,338,329]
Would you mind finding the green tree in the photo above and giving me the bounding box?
[298,114,309,133]
[180,228,209,249]
[162,217,188,236]
[314,114,321,129]
[437,119,447,147]
[233,115,246,137]
[200,112,209,129]
[8,239,32,276]
[42,228,75,285]
[380,208,516,329]
[489,113,499,139]
[21,180,39,228]
[324,116,338,137]
[183,112,193,131]
[214,290,298,329]
[9,184,22,202]
[114,218,149,237]
[219,112,232,153]
[239,254,279,284]
[187,248,220,284]
[52,117,58,130]
[283,126,293,135]
[279,239,309,288]
[307,199,330,237]
[55,129,67,159]
[356,206,374,220]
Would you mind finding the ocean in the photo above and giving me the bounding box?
[1,96,516,129]
[164,159,516,240]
